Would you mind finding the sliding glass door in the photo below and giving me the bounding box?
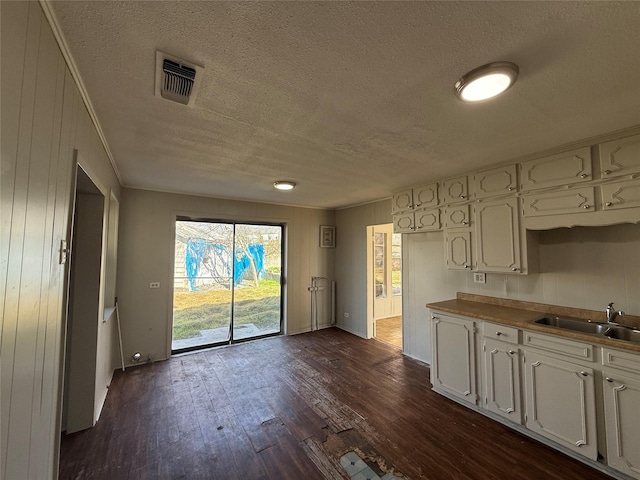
[172,219,283,353]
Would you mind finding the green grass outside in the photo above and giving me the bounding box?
[172,280,281,340]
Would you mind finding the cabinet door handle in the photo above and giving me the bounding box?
[511,267,518,272]
[606,377,614,383]
[495,332,502,336]
[460,195,466,199]
[462,221,468,225]
[583,205,591,209]
[580,371,588,377]
[605,202,613,207]
[603,170,611,175]
[508,350,516,355]
[508,186,515,191]
[431,315,438,320]
[580,173,589,179]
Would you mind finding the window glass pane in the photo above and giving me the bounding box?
[392,233,402,296]
[374,233,386,299]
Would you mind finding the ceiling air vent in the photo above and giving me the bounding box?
[155,51,203,106]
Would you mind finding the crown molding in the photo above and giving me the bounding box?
[38,0,122,184]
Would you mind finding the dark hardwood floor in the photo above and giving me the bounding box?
[59,328,612,480]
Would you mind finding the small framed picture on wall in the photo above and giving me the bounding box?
[319,225,336,248]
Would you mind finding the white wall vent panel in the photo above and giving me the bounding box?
[155,51,203,106]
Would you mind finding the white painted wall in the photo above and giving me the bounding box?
[1,2,119,477]
[335,199,392,338]
[115,188,335,364]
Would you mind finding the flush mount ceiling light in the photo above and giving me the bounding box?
[455,62,519,102]
[273,181,296,191]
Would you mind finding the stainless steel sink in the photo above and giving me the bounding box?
[602,325,640,343]
[534,315,640,344]
[534,316,609,335]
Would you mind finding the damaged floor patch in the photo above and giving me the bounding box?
[340,451,402,480]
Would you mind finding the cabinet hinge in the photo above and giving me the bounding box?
[482,344,486,352]
[485,396,488,405]
[525,414,527,422]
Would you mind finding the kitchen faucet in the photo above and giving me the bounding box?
[606,302,625,324]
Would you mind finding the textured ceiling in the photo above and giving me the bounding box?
[50,1,640,209]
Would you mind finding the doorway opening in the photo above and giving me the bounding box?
[171,219,284,353]
[62,165,105,433]
[370,223,402,348]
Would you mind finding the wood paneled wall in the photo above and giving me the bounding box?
[1,2,118,478]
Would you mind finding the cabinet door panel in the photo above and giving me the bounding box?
[520,147,592,190]
[600,133,640,179]
[442,176,469,203]
[431,314,476,404]
[475,165,518,199]
[484,338,521,424]
[413,183,439,209]
[603,371,640,479]
[475,198,520,273]
[602,179,640,211]
[443,205,470,229]
[445,231,472,270]
[522,187,595,217]
[414,208,440,231]
[392,188,413,214]
[524,350,597,460]
[393,212,414,233]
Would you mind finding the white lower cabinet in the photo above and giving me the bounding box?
[522,348,598,460]
[430,313,640,477]
[482,337,522,424]
[602,348,640,479]
[430,313,477,405]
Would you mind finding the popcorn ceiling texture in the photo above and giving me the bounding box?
[50,1,640,208]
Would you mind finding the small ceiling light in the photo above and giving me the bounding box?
[455,61,519,102]
[273,181,296,191]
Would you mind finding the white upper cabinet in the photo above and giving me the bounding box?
[393,212,415,233]
[413,183,439,209]
[599,133,640,179]
[443,205,470,229]
[474,165,518,199]
[441,175,469,203]
[522,187,595,217]
[474,198,521,273]
[414,208,441,231]
[602,179,640,211]
[392,183,439,214]
[392,188,413,214]
[520,147,592,191]
[445,231,472,270]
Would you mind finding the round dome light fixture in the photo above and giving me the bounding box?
[455,62,519,102]
[273,181,296,191]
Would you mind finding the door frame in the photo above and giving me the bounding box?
[366,223,402,341]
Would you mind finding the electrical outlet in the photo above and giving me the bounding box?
[149,282,160,289]
[343,312,350,318]
[473,273,486,284]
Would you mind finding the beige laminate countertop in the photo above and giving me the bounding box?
[426,293,640,354]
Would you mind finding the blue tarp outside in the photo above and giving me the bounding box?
[185,239,264,291]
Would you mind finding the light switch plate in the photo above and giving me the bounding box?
[473,273,486,284]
